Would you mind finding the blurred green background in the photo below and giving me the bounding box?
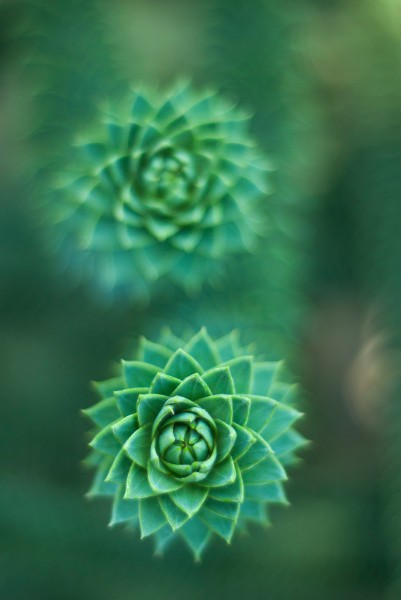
[1,0,400,598]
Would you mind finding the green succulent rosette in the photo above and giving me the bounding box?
[84,328,306,559]
[53,82,271,299]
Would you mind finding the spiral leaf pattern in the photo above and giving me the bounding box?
[53,82,271,299]
[84,328,306,559]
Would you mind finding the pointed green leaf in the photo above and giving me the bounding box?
[112,414,138,445]
[93,377,124,400]
[215,419,237,462]
[199,506,235,542]
[138,337,172,368]
[222,356,252,393]
[179,516,211,561]
[124,424,152,468]
[246,396,277,432]
[215,331,242,361]
[240,499,269,524]
[231,423,255,460]
[125,464,155,499]
[106,448,132,483]
[83,397,120,428]
[245,481,288,504]
[139,497,167,537]
[164,349,203,380]
[260,402,302,442]
[202,367,235,395]
[122,361,160,388]
[137,394,169,426]
[90,424,121,456]
[238,433,272,470]
[110,484,138,525]
[159,495,189,530]
[197,395,232,424]
[158,328,185,351]
[200,456,236,488]
[154,524,175,556]
[148,460,183,493]
[170,485,208,516]
[87,457,117,497]
[251,362,279,395]
[232,395,251,426]
[150,373,182,395]
[204,498,240,521]
[242,455,287,484]
[185,328,220,370]
[115,387,147,417]
[208,464,244,503]
[172,373,212,401]
[270,429,308,457]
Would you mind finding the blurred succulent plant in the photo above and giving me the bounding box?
[53,82,271,300]
[84,328,306,559]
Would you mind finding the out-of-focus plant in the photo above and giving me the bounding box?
[84,328,306,559]
[51,82,271,300]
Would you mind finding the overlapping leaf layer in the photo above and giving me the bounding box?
[53,82,271,299]
[85,328,306,559]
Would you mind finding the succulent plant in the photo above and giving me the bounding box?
[84,328,306,559]
[53,82,271,299]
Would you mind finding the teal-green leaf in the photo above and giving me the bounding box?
[139,497,167,537]
[138,337,172,368]
[106,448,132,483]
[209,464,244,503]
[204,498,240,521]
[90,424,121,456]
[93,377,124,400]
[83,397,120,428]
[270,429,308,457]
[239,500,268,524]
[110,484,138,525]
[122,360,160,388]
[245,481,288,504]
[137,394,169,426]
[260,403,302,442]
[125,464,155,499]
[170,485,208,516]
[232,395,251,426]
[246,396,277,432]
[251,362,279,395]
[215,419,237,462]
[215,331,242,361]
[231,423,255,460]
[242,455,287,484]
[197,395,232,424]
[112,414,138,445]
[87,456,117,497]
[202,366,235,395]
[179,516,211,561]
[158,328,185,351]
[237,432,272,471]
[150,373,182,396]
[164,349,203,380]
[199,506,235,542]
[148,460,183,494]
[124,424,152,468]
[200,456,236,488]
[154,524,175,556]
[222,356,252,393]
[159,495,189,530]
[185,328,220,370]
[172,373,212,401]
[115,387,148,417]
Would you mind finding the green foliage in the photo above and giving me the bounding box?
[84,328,306,559]
[52,82,272,300]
